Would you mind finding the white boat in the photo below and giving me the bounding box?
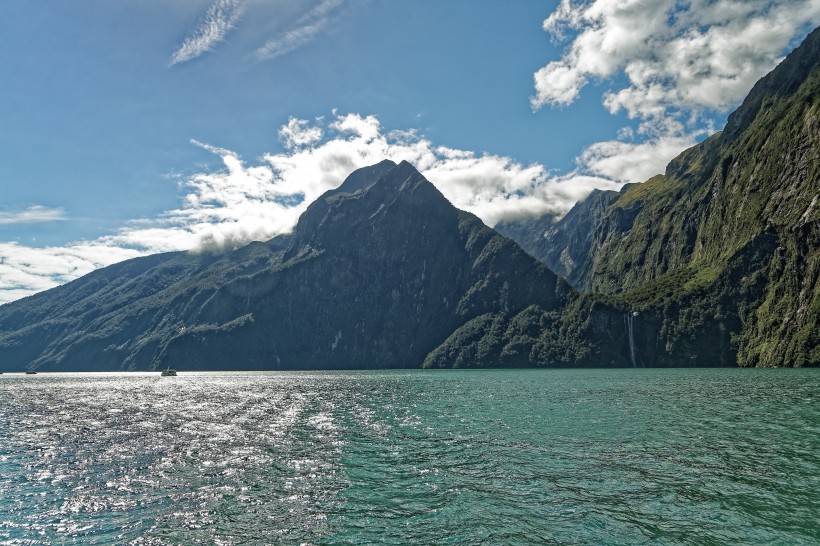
[160,368,177,377]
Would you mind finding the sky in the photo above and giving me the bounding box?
[1,0,819,304]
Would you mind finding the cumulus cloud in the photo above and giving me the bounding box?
[254,0,343,60]
[577,117,714,182]
[279,116,324,149]
[252,113,623,227]
[533,0,820,117]
[578,133,694,183]
[532,0,820,184]
[170,0,246,66]
[0,206,66,225]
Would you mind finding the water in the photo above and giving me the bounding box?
[0,369,818,545]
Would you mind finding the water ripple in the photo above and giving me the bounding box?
[0,369,818,544]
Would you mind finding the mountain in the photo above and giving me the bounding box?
[500,26,820,367]
[496,189,620,288]
[0,237,291,371]
[1,160,619,372]
[5,28,818,371]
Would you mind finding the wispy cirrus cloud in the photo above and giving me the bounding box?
[169,0,345,65]
[170,0,246,66]
[254,0,343,60]
[0,206,66,225]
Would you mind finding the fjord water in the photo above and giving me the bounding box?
[0,369,817,545]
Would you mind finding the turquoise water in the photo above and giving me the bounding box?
[0,369,818,544]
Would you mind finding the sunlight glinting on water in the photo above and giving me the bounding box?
[0,369,818,545]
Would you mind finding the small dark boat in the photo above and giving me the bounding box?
[25,371,37,375]
[160,368,177,377]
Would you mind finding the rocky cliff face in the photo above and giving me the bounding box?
[501,26,820,367]
[496,188,621,289]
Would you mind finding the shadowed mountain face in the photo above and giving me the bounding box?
[498,26,820,367]
[0,160,583,371]
[156,160,576,370]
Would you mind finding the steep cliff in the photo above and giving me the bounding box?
[496,188,621,288]
[502,26,820,367]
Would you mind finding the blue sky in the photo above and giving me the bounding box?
[1,0,819,303]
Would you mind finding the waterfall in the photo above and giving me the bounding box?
[625,311,637,368]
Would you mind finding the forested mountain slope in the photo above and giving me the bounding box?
[499,26,820,367]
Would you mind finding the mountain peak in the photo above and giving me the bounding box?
[723,25,820,140]
[372,159,427,191]
[323,159,429,201]
[283,160,448,261]
[328,159,397,197]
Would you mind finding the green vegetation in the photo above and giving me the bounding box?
[613,174,671,207]
[500,27,820,367]
[2,28,819,370]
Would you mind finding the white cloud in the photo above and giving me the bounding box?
[170,0,246,66]
[279,117,324,150]
[168,0,344,65]
[533,0,820,117]
[0,206,66,225]
[0,242,141,305]
[254,113,623,227]
[254,0,343,60]
[532,0,820,185]
[578,131,699,183]
[0,112,623,303]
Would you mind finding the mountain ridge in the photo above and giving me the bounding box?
[3,27,819,369]
[498,26,820,367]
[0,160,596,371]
